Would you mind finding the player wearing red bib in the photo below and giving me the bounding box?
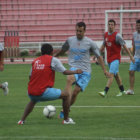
[18,43,82,125]
[98,19,134,97]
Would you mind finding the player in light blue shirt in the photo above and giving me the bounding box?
[126,19,140,95]
[55,22,110,118]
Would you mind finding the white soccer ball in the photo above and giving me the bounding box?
[43,105,56,118]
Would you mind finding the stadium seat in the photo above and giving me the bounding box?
[0,0,140,43]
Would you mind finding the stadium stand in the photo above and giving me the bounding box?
[0,0,140,48]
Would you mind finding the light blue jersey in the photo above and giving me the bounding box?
[62,36,101,73]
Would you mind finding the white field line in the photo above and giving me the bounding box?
[35,105,140,108]
[0,136,139,140]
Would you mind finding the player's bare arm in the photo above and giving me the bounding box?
[132,39,135,56]
[100,44,105,53]
[54,49,66,57]
[63,69,83,75]
[123,44,135,63]
[97,56,110,78]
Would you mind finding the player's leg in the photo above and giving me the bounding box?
[114,73,122,86]
[60,90,75,124]
[114,73,126,96]
[18,88,61,125]
[108,60,125,96]
[70,85,81,106]
[106,73,114,87]
[58,69,76,119]
[18,101,36,125]
[64,75,76,97]
[108,60,126,96]
[99,73,114,97]
[59,90,70,121]
[36,87,74,124]
[59,71,91,119]
[0,82,9,95]
[126,60,137,95]
[126,71,135,95]
[129,71,135,90]
[99,60,119,97]
[59,85,78,119]
[70,72,91,105]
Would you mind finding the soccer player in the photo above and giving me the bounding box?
[18,43,82,125]
[0,43,9,95]
[98,19,135,97]
[126,19,140,95]
[54,21,110,118]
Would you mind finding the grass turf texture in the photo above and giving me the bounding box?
[0,63,140,140]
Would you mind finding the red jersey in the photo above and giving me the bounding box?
[104,32,121,63]
[28,55,55,96]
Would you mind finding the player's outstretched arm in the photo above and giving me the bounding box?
[97,56,110,78]
[63,69,83,75]
[53,49,65,57]
[100,44,105,53]
[54,41,69,57]
[123,44,135,63]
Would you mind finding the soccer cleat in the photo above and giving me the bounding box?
[58,111,64,119]
[62,118,75,124]
[116,91,126,97]
[98,91,106,97]
[1,82,9,95]
[18,120,25,125]
[126,89,134,95]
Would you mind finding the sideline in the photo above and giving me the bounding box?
[36,105,140,108]
[0,136,139,140]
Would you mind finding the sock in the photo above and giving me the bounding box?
[119,85,124,92]
[104,87,109,94]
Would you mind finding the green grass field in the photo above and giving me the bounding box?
[0,63,140,140]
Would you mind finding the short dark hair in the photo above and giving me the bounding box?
[41,43,53,55]
[108,19,116,25]
[136,19,140,24]
[76,22,86,30]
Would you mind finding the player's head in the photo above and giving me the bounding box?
[136,19,140,33]
[41,43,53,55]
[108,19,116,33]
[76,22,86,40]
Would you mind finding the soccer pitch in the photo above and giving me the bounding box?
[0,63,140,140]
